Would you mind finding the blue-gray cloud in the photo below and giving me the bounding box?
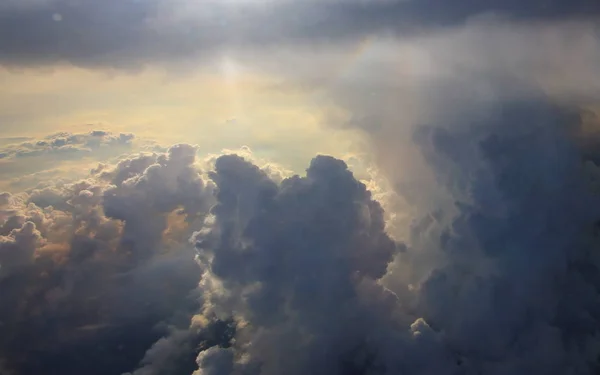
[1,0,599,68]
[3,100,600,375]
[0,144,212,375]
[120,93,600,375]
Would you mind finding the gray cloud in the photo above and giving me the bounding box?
[3,101,600,375]
[336,36,600,370]
[1,0,599,69]
[4,4,600,372]
[0,221,43,278]
[0,143,213,375]
[126,96,600,375]
[92,29,600,371]
[184,154,410,375]
[102,144,213,266]
[404,96,600,374]
[307,13,600,372]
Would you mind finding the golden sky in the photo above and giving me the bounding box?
[0,62,364,190]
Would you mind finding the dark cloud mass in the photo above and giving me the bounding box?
[1,0,600,68]
[406,98,600,374]
[4,0,600,374]
[122,99,600,374]
[3,104,600,374]
[0,144,213,375]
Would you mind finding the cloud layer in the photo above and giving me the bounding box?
[0,130,134,160]
[2,0,600,69]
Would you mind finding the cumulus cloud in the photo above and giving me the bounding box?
[3,104,600,375]
[180,154,410,375]
[120,95,600,375]
[326,33,600,370]
[102,144,211,258]
[107,30,600,372]
[0,220,43,278]
[4,2,600,374]
[300,12,600,372]
[0,144,213,375]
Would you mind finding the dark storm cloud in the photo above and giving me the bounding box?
[404,97,600,374]
[128,95,600,375]
[1,0,599,68]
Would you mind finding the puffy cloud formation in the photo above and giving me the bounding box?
[187,153,405,375]
[118,94,600,375]
[102,144,211,259]
[0,144,212,375]
[2,99,600,375]
[323,37,600,369]
[0,220,43,277]
[3,1,600,374]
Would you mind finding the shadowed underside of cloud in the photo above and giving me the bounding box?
[1,0,600,68]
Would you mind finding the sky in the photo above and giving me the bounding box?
[3,1,600,375]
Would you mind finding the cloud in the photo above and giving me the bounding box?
[330,40,600,370]
[0,130,134,160]
[3,5,600,373]
[0,144,213,375]
[0,130,139,191]
[124,328,206,375]
[400,96,600,373]
[181,153,407,375]
[282,12,600,372]
[263,20,600,240]
[102,144,212,262]
[1,0,599,69]
[102,26,600,372]
[2,103,600,375]
[119,96,600,375]
[0,220,43,278]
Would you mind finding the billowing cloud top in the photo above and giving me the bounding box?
[177,94,600,375]
[3,104,600,374]
[0,144,212,374]
[3,0,600,374]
